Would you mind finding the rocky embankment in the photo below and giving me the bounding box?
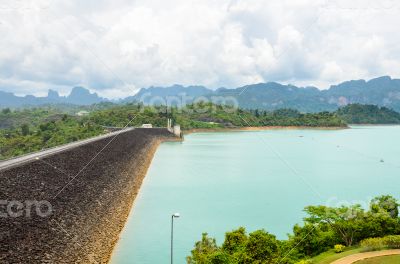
[0,128,178,263]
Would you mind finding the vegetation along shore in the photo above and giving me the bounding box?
[187,195,400,264]
[2,102,399,160]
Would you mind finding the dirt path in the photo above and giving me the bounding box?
[331,249,400,264]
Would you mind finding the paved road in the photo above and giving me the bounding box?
[0,128,134,171]
[331,249,400,264]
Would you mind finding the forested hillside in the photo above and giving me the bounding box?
[337,104,400,124]
[2,102,399,160]
[0,103,346,160]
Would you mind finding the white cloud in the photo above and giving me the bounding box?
[321,61,344,82]
[0,0,400,98]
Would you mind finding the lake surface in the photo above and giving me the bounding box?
[110,126,400,264]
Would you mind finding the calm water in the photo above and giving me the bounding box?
[110,126,400,264]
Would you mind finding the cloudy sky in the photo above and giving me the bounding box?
[1,0,400,98]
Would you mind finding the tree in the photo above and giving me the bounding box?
[21,124,30,136]
[222,227,247,255]
[187,229,281,264]
[361,210,400,238]
[273,109,301,118]
[187,233,221,264]
[242,229,279,264]
[288,223,338,258]
[2,108,11,114]
[206,251,233,264]
[304,205,365,246]
[370,195,399,219]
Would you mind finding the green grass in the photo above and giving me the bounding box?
[354,255,400,264]
[311,247,363,264]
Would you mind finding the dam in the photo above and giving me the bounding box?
[0,128,178,263]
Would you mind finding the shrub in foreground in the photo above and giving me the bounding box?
[384,235,400,249]
[360,235,400,251]
[187,228,281,264]
[334,244,346,253]
[295,260,312,264]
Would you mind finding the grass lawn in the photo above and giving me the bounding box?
[311,247,364,264]
[354,255,400,264]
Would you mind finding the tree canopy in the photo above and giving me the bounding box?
[187,195,400,264]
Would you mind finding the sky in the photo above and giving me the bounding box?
[0,0,400,98]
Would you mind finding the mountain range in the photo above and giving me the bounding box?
[1,76,400,112]
[0,87,105,107]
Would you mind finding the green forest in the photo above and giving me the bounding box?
[1,103,399,160]
[337,104,400,124]
[187,195,400,264]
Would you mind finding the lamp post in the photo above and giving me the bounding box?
[171,213,180,264]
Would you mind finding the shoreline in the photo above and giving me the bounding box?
[184,125,348,134]
[349,123,400,126]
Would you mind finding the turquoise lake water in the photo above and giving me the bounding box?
[110,126,400,264]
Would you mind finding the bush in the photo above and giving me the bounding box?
[360,235,400,251]
[384,235,400,249]
[334,244,346,253]
[360,237,386,251]
[295,260,312,264]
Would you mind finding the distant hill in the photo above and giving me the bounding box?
[2,76,400,112]
[122,76,400,112]
[337,104,400,124]
[121,84,212,105]
[215,82,328,112]
[0,87,105,107]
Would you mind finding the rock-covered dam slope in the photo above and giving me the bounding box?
[0,128,177,263]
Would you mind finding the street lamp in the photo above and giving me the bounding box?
[171,213,180,264]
